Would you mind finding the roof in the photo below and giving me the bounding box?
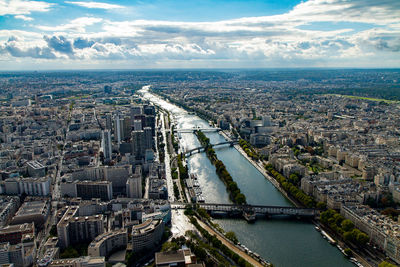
[155,250,185,265]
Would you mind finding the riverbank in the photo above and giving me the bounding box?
[220,130,300,207]
[141,87,356,267]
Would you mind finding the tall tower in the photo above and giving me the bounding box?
[131,130,145,160]
[143,127,153,150]
[102,130,112,161]
[114,113,122,144]
[105,114,112,130]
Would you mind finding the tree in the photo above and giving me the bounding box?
[344,248,352,257]
[225,231,239,244]
[356,232,369,247]
[316,202,327,210]
[378,261,397,267]
[341,219,354,232]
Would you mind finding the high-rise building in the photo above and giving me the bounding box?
[143,127,153,150]
[126,166,142,198]
[133,119,142,131]
[101,130,112,161]
[57,206,104,249]
[105,114,112,130]
[73,181,113,201]
[143,105,155,116]
[131,130,145,160]
[123,116,131,140]
[113,114,122,144]
[130,106,142,123]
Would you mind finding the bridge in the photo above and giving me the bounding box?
[171,202,317,221]
[176,127,222,133]
[184,140,239,156]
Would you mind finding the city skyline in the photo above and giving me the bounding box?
[0,0,400,70]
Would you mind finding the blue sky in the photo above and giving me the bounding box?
[0,0,399,69]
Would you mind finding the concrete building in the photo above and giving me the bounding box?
[131,219,164,253]
[61,181,113,201]
[0,223,34,245]
[133,120,142,131]
[114,114,122,144]
[57,206,104,249]
[101,130,112,161]
[126,166,142,199]
[3,177,50,197]
[48,256,105,267]
[88,230,127,258]
[26,161,45,178]
[11,201,49,229]
[131,130,146,160]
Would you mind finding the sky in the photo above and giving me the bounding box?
[0,0,399,70]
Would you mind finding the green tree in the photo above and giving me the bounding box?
[344,248,352,257]
[341,219,354,232]
[225,231,239,244]
[316,201,327,210]
[378,261,397,267]
[356,232,369,247]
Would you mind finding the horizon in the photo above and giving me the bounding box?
[1,67,400,73]
[1,0,400,70]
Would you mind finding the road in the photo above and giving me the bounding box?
[196,219,264,267]
[160,112,175,202]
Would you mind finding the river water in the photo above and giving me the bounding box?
[140,87,354,267]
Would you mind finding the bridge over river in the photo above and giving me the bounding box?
[171,202,317,222]
[183,140,239,156]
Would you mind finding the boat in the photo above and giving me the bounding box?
[315,226,321,232]
[321,230,337,245]
[243,210,256,223]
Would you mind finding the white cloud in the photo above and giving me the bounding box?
[37,17,103,33]
[0,0,53,16]
[1,0,400,68]
[14,15,33,21]
[65,1,124,10]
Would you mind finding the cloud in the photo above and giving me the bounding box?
[73,37,95,49]
[0,37,56,59]
[37,17,103,33]
[65,1,124,10]
[14,15,33,21]
[0,0,53,16]
[44,35,73,55]
[1,0,400,68]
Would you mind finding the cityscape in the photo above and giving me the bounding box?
[0,1,400,267]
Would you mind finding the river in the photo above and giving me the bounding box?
[139,86,354,267]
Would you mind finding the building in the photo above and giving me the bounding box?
[155,249,198,267]
[0,223,34,245]
[101,130,112,161]
[26,161,45,178]
[11,201,49,229]
[126,166,142,199]
[49,256,105,267]
[88,230,127,258]
[0,234,36,267]
[3,177,51,197]
[61,181,113,201]
[57,206,104,249]
[114,114,122,144]
[131,219,164,253]
[0,197,20,227]
[105,114,112,130]
[131,130,146,160]
[133,120,142,131]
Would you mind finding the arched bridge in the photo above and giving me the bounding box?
[184,140,239,156]
[171,202,317,220]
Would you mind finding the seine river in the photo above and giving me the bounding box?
[140,87,354,267]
